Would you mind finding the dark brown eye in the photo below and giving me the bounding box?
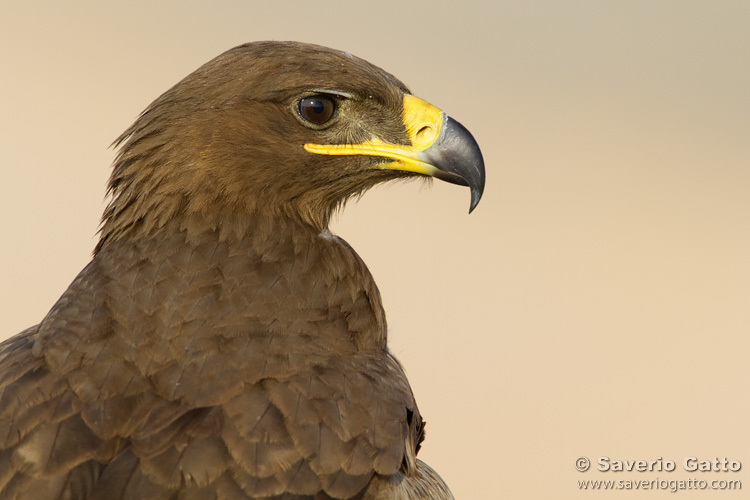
[299,95,336,125]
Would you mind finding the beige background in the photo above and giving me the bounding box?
[1,1,748,498]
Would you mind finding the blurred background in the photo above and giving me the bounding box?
[1,1,748,498]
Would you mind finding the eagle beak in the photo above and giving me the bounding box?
[304,95,486,213]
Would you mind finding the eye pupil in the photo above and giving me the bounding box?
[311,100,325,114]
[299,95,335,125]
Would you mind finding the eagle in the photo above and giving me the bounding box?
[0,41,484,500]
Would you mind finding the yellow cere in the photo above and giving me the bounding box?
[401,94,444,150]
[303,95,446,176]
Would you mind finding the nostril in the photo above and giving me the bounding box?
[415,125,436,144]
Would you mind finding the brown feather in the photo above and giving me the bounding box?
[0,41,454,499]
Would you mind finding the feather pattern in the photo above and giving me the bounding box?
[0,41,457,499]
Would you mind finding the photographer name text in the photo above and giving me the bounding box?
[597,456,741,472]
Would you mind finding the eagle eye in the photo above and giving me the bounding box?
[299,95,336,126]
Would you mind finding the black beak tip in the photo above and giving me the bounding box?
[421,115,486,214]
[445,117,485,214]
[469,185,483,213]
